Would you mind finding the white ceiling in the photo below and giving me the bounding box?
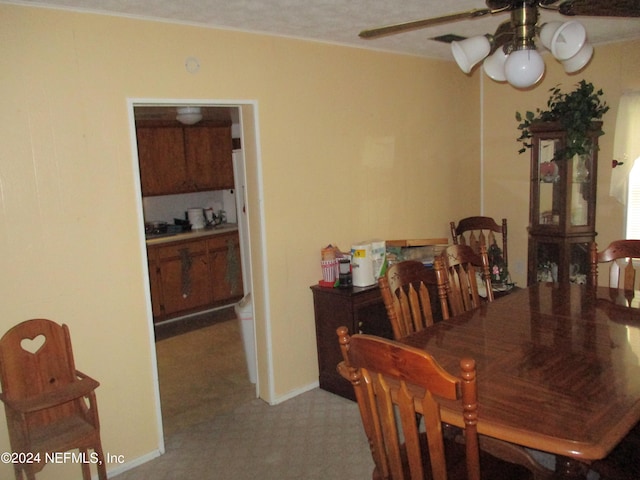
[13,0,640,60]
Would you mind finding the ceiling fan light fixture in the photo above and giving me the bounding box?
[550,20,587,60]
[451,35,491,73]
[562,42,594,73]
[504,48,545,88]
[538,21,563,50]
[483,47,509,82]
[176,106,203,125]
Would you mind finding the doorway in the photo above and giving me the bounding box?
[129,100,259,442]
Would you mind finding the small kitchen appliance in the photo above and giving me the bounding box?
[351,242,375,287]
[350,240,386,287]
[187,208,206,229]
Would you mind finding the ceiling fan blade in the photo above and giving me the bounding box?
[359,8,493,39]
[558,0,640,17]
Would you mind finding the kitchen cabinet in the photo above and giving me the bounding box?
[527,122,600,285]
[310,285,392,400]
[147,231,243,322]
[185,126,234,191]
[156,239,213,317]
[147,257,163,319]
[137,126,187,195]
[208,233,243,303]
[136,122,233,196]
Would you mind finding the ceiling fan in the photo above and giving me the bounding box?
[359,1,640,88]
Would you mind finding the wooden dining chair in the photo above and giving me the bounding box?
[450,216,508,269]
[378,259,449,339]
[336,327,532,480]
[589,240,640,292]
[437,244,494,317]
[0,319,107,480]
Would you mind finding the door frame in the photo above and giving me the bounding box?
[126,98,270,452]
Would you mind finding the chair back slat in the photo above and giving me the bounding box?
[623,258,637,291]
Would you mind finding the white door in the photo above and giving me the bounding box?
[232,149,252,295]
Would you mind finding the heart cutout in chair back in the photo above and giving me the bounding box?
[20,334,46,354]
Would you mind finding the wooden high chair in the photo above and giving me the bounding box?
[0,319,107,480]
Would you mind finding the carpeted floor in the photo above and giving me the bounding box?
[113,311,373,479]
[113,388,373,479]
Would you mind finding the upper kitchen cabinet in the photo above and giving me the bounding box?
[137,125,188,195]
[136,121,233,196]
[184,126,234,191]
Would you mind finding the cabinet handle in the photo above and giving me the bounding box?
[179,248,192,298]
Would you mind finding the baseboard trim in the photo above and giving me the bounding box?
[268,381,320,406]
[103,449,163,478]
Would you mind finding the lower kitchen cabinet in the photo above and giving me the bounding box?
[208,234,243,303]
[156,240,213,318]
[148,257,163,318]
[147,231,243,322]
[310,284,392,401]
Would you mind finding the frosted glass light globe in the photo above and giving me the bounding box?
[451,36,491,74]
[504,49,545,89]
[562,42,594,73]
[483,48,508,82]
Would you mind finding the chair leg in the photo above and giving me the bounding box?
[12,464,23,480]
[80,449,92,480]
[21,465,36,480]
[94,445,108,480]
[15,464,37,480]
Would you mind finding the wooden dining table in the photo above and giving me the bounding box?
[399,283,640,479]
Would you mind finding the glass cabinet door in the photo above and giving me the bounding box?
[568,153,593,227]
[530,129,597,234]
[536,138,561,227]
[533,240,591,284]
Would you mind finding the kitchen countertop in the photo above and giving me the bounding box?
[145,223,238,246]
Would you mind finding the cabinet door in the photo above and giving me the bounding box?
[136,126,188,196]
[311,287,357,401]
[528,236,593,285]
[208,233,243,303]
[184,126,233,191]
[310,285,391,401]
[157,240,213,317]
[146,247,163,321]
[530,132,565,232]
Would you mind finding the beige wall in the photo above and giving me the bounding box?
[482,39,640,286]
[2,3,637,477]
[0,4,478,477]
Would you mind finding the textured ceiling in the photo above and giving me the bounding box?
[14,0,640,59]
